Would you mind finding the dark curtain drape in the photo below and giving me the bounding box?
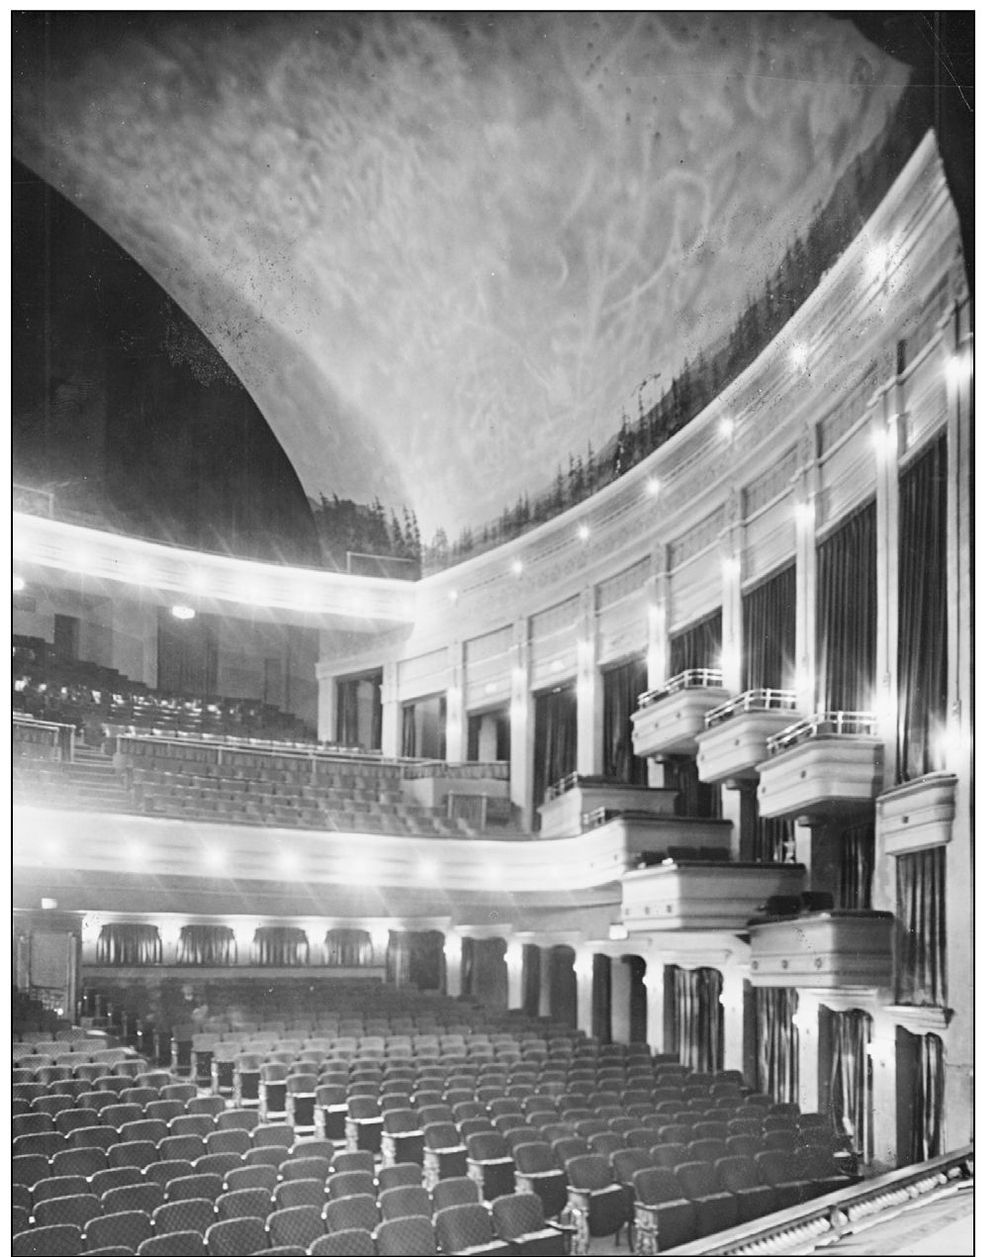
[896,846,947,1005]
[97,923,162,966]
[336,680,360,746]
[897,436,948,781]
[401,704,417,758]
[626,956,648,1044]
[407,930,445,992]
[663,754,721,819]
[829,1009,874,1164]
[386,931,411,987]
[664,966,724,1071]
[669,610,723,675]
[522,944,542,1017]
[754,986,799,1103]
[532,686,577,826]
[817,502,876,711]
[177,924,236,966]
[550,945,578,1030]
[742,564,797,691]
[602,658,648,785]
[753,814,796,863]
[253,926,309,966]
[437,696,448,760]
[840,824,875,909]
[592,953,612,1044]
[324,929,373,967]
[460,936,475,998]
[912,1033,945,1162]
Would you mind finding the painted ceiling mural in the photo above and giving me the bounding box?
[13,12,908,538]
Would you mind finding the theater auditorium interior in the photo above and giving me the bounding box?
[11,11,974,1257]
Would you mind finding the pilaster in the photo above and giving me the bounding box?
[576,587,601,775]
[508,620,532,824]
[380,662,401,758]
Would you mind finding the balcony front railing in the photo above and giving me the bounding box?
[637,668,725,708]
[401,760,510,781]
[544,771,582,802]
[766,710,878,755]
[703,688,797,729]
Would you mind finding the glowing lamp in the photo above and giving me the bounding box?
[646,477,660,497]
[448,589,459,602]
[719,416,735,439]
[577,523,591,542]
[171,604,196,621]
[511,558,524,577]
[40,897,58,911]
[608,922,628,942]
[12,575,25,592]
[789,342,809,371]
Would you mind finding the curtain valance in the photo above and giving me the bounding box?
[178,924,236,966]
[97,922,162,966]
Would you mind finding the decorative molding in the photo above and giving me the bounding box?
[885,1004,954,1035]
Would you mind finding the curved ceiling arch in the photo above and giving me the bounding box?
[13,11,908,538]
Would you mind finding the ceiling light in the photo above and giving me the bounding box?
[945,352,970,388]
[171,604,196,621]
[278,850,299,875]
[608,922,628,941]
[203,846,226,870]
[12,575,25,593]
[577,524,590,542]
[645,477,660,497]
[40,898,58,911]
[484,681,497,695]
[719,417,735,439]
[511,559,523,577]
[448,589,459,602]
[789,342,809,371]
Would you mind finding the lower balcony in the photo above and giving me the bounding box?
[748,910,894,989]
[538,774,678,838]
[694,689,798,785]
[621,859,806,931]
[877,772,958,856]
[757,713,884,824]
[631,669,730,759]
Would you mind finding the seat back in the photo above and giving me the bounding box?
[373,1215,436,1257]
[206,1216,268,1257]
[322,1193,379,1234]
[435,1202,497,1252]
[431,1176,480,1211]
[565,1153,613,1190]
[309,1229,376,1256]
[326,1169,376,1199]
[266,1203,324,1249]
[215,1186,273,1221]
[633,1166,686,1205]
[491,1191,549,1239]
[379,1184,433,1220]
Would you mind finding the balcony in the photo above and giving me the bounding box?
[621,859,806,932]
[877,772,958,857]
[537,773,678,838]
[631,668,731,759]
[748,909,894,989]
[580,809,733,862]
[694,689,798,786]
[757,712,883,825]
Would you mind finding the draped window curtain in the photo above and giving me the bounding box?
[663,755,721,819]
[97,923,162,966]
[669,610,723,675]
[817,503,877,712]
[401,704,417,758]
[828,1009,874,1164]
[602,658,648,785]
[742,564,797,691]
[897,436,948,781]
[324,929,373,967]
[912,1033,945,1162]
[550,946,578,1029]
[663,966,724,1071]
[253,926,309,966]
[627,956,648,1044]
[405,930,445,992]
[751,814,796,863]
[591,953,612,1044]
[336,680,360,746]
[178,924,236,966]
[754,986,799,1104]
[532,686,577,826]
[896,846,947,1006]
[460,936,475,998]
[521,944,542,1017]
[840,825,875,909]
[437,696,448,760]
[386,930,411,987]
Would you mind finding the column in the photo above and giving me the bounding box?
[609,955,631,1045]
[444,932,463,999]
[720,970,745,1074]
[644,546,670,790]
[538,945,552,1019]
[943,283,974,1149]
[794,436,819,717]
[508,620,533,826]
[874,383,901,786]
[869,1009,899,1174]
[719,519,745,848]
[575,587,601,775]
[380,662,401,758]
[506,940,523,1012]
[794,991,822,1115]
[575,952,593,1039]
[445,643,465,763]
[316,674,335,743]
[645,959,664,1054]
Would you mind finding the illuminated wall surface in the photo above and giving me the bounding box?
[13,11,908,537]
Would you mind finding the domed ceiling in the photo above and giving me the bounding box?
[13,12,909,539]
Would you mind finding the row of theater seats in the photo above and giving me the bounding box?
[124,765,472,837]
